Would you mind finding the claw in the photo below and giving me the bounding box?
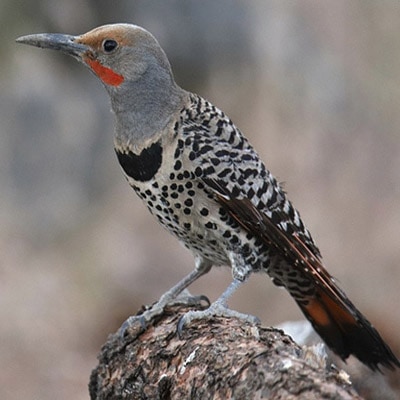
[118,314,148,337]
[177,314,187,339]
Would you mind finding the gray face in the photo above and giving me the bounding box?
[16,24,169,85]
[17,24,186,143]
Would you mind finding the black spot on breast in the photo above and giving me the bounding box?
[115,141,162,182]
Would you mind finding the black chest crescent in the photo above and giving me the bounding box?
[115,141,163,182]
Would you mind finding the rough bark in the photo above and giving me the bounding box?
[89,303,362,400]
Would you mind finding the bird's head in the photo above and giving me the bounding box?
[17,23,186,141]
[17,23,174,91]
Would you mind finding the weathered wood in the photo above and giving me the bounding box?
[89,303,362,399]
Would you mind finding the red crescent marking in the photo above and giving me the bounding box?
[85,58,124,86]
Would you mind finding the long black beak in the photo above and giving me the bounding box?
[16,33,88,58]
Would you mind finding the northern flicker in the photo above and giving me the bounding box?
[17,24,400,371]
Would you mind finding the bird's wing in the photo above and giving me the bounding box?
[202,177,345,299]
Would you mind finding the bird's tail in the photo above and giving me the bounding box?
[296,285,400,371]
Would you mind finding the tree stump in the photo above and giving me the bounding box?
[89,303,362,399]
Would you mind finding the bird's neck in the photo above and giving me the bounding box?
[110,66,187,152]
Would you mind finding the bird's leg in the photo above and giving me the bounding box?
[119,258,212,336]
[177,277,260,336]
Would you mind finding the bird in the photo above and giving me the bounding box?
[17,23,400,371]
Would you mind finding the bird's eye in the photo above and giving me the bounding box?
[102,39,118,53]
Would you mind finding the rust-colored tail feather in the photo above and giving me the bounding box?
[297,286,399,371]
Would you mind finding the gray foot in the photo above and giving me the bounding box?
[117,262,211,337]
[118,290,210,337]
[177,301,260,338]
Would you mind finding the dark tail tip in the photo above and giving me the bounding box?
[298,290,400,372]
[337,318,400,372]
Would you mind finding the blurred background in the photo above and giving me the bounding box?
[2,1,400,399]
